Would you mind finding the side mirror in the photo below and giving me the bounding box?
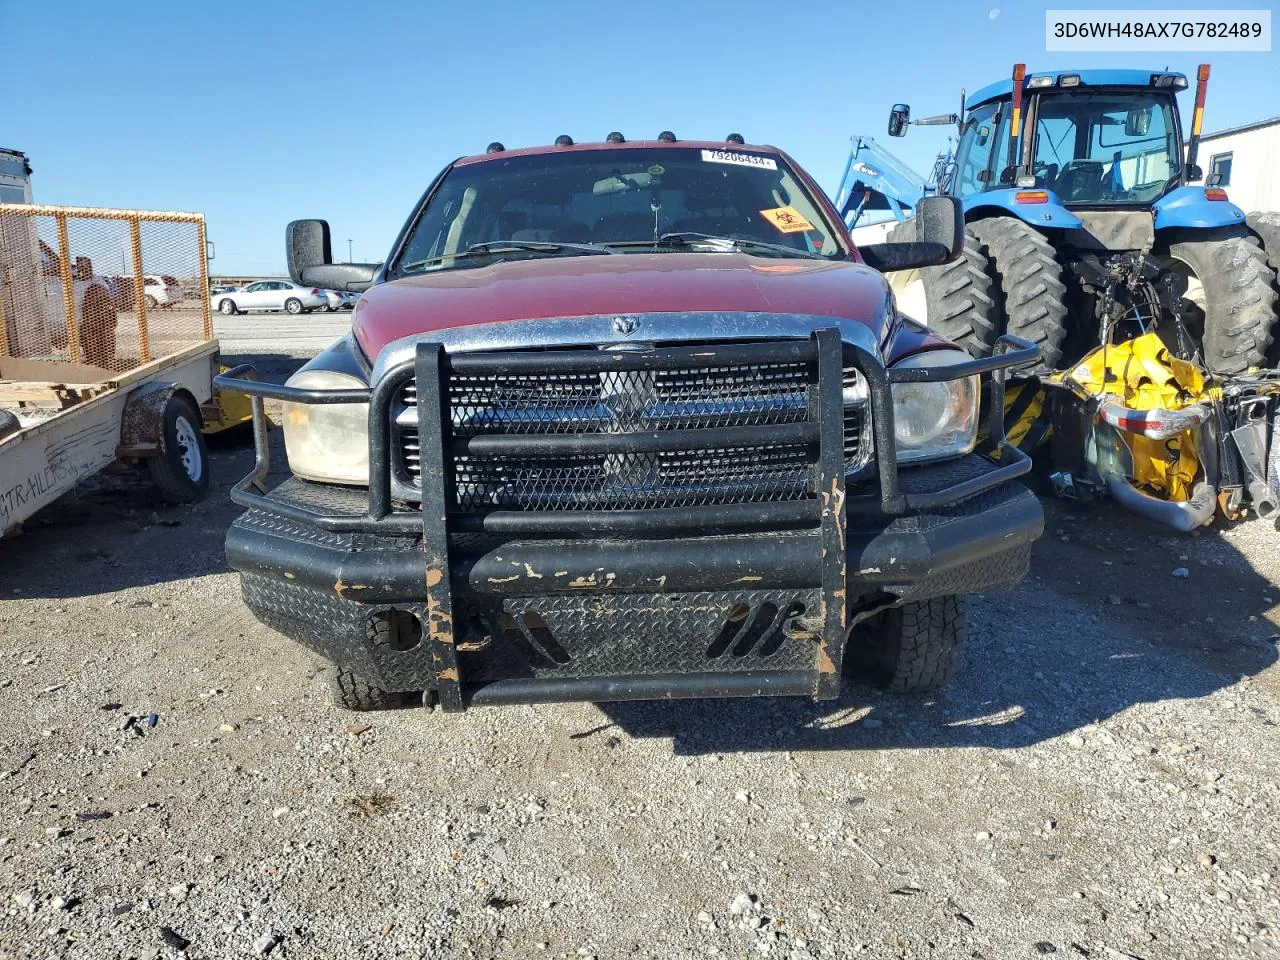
[1184,162,1203,182]
[857,196,963,273]
[888,104,911,137]
[1124,107,1152,137]
[286,219,378,292]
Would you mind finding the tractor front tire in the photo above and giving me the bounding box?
[969,217,1069,373]
[1167,226,1277,375]
[844,596,965,694]
[887,220,1000,358]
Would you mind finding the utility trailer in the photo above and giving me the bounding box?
[0,200,221,536]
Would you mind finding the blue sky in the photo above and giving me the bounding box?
[6,0,1276,274]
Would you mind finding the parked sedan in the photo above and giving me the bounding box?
[211,280,327,315]
[143,274,182,309]
[319,289,358,311]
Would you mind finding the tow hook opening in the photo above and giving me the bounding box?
[367,609,423,652]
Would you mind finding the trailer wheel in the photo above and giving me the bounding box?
[887,220,1000,357]
[1167,226,1277,375]
[0,410,19,441]
[969,217,1069,372]
[284,298,303,315]
[147,394,210,503]
[844,595,965,694]
[329,666,412,711]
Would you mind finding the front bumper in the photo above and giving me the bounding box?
[218,329,1043,709]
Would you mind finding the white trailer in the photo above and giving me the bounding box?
[0,197,221,537]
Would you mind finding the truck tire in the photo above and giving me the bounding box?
[329,666,410,711]
[0,410,19,441]
[1167,226,1277,375]
[887,219,1000,357]
[146,394,211,503]
[969,217,1069,372]
[844,595,965,694]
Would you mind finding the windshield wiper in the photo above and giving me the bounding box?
[603,232,822,259]
[400,240,616,274]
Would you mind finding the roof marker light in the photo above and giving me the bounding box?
[485,142,505,153]
[726,133,745,144]
[606,131,625,143]
[554,134,574,146]
[657,130,677,142]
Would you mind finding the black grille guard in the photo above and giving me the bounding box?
[215,331,1039,536]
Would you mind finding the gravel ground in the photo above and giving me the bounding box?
[1,325,1278,960]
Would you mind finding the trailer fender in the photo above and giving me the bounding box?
[1152,185,1245,231]
[117,382,199,458]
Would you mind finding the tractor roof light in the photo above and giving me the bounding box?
[1015,190,1049,204]
[1151,73,1186,88]
[1205,187,1229,201]
[1058,74,1081,87]
[1028,76,1055,88]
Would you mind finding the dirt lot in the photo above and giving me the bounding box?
[1,317,1278,960]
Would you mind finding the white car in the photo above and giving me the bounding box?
[142,274,182,309]
[318,289,358,311]
[212,280,327,316]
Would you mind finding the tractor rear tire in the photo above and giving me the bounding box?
[887,220,1000,357]
[844,595,965,694]
[969,217,1069,373]
[1167,226,1277,375]
[1246,212,1280,365]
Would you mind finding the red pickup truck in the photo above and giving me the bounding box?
[218,134,1043,712]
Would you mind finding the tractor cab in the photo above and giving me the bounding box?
[942,70,1189,207]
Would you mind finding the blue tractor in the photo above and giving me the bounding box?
[852,65,1279,376]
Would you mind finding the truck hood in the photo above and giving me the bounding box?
[352,253,897,358]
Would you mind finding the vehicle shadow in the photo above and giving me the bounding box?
[0,352,301,599]
[595,498,1279,754]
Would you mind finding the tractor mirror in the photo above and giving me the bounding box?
[1124,107,1152,137]
[286,219,378,292]
[888,104,911,137]
[1185,162,1203,182]
[857,196,963,273]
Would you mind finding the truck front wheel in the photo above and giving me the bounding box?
[844,595,965,694]
[329,666,414,711]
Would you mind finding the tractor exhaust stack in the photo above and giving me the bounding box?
[1184,64,1210,180]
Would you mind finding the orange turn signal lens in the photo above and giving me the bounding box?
[1205,188,1228,201]
[1015,191,1048,204]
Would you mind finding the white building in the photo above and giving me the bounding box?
[1195,116,1280,214]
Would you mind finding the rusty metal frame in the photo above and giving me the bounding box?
[813,327,849,699]
[54,213,79,362]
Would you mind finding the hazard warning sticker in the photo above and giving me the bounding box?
[759,206,815,234]
[701,149,777,171]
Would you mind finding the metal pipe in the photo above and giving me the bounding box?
[465,670,818,707]
[1248,480,1278,520]
[129,217,150,363]
[54,214,79,363]
[1106,477,1216,532]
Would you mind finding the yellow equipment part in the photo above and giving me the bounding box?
[1056,334,1208,503]
[1003,334,1214,503]
[202,367,254,434]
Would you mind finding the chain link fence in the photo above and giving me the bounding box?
[0,204,211,376]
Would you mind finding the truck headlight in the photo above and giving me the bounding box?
[281,370,370,485]
[890,351,979,464]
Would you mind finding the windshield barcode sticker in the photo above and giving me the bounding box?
[701,149,777,171]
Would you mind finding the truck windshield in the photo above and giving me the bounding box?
[394,146,845,274]
[1029,91,1179,205]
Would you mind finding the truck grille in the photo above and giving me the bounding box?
[395,351,870,512]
